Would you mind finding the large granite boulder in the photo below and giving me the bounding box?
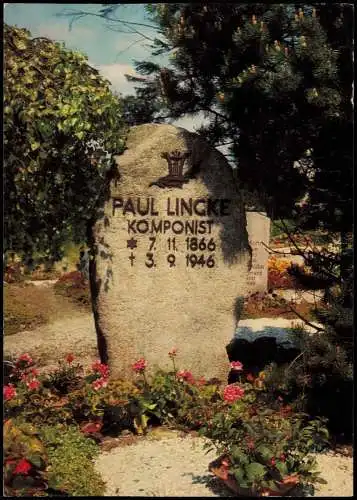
[89,123,251,380]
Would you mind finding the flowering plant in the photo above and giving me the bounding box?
[4,419,48,495]
[201,372,329,495]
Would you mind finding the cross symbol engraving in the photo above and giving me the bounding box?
[127,238,138,249]
[129,252,135,266]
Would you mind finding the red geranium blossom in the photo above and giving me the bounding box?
[16,353,33,365]
[92,377,108,391]
[246,373,255,382]
[26,379,40,391]
[230,361,243,371]
[132,358,147,373]
[176,369,195,384]
[270,457,276,466]
[168,347,178,358]
[13,458,32,475]
[92,361,109,378]
[66,353,75,364]
[3,384,17,401]
[223,384,245,403]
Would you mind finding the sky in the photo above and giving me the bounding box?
[4,3,206,132]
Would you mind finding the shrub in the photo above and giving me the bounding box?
[4,354,74,426]
[200,374,329,495]
[53,271,91,308]
[264,330,353,440]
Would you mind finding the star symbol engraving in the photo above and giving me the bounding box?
[127,238,138,250]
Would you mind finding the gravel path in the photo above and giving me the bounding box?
[95,430,234,497]
[4,312,98,368]
[95,430,353,497]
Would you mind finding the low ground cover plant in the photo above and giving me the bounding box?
[3,349,332,496]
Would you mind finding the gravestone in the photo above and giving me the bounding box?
[245,211,270,294]
[90,124,251,380]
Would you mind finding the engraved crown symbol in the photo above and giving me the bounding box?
[149,149,191,189]
[161,150,190,178]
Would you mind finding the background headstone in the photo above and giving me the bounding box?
[245,211,271,294]
[91,124,251,380]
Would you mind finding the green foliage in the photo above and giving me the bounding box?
[4,418,49,496]
[39,425,105,496]
[199,379,329,493]
[142,369,224,430]
[4,24,127,263]
[270,219,296,239]
[265,328,353,438]
[120,91,167,126]
[44,360,84,395]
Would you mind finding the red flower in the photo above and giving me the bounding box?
[176,369,195,384]
[223,384,245,403]
[92,361,109,378]
[280,454,286,462]
[230,361,243,371]
[13,458,32,475]
[66,353,75,364]
[81,421,102,434]
[246,373,255,382]
[30,368,39,377]
[26,379,40,391]
[132,358,147,373]
[16,353,33,367]
[92,377,108,391]
[270,457,276,467]
[168,347,178,358]
[3,384,16,401]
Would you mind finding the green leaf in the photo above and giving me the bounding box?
[275,461,288,477]
[231,446,249,465]
[28,453,44,469]
[30,141,41,151]
[256,445,273,462]
[245,462,266,481]
[75,131,85,140]
[233,467,245,484]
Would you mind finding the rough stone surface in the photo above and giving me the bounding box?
[91,123,250,380]
[245,211,270,293]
